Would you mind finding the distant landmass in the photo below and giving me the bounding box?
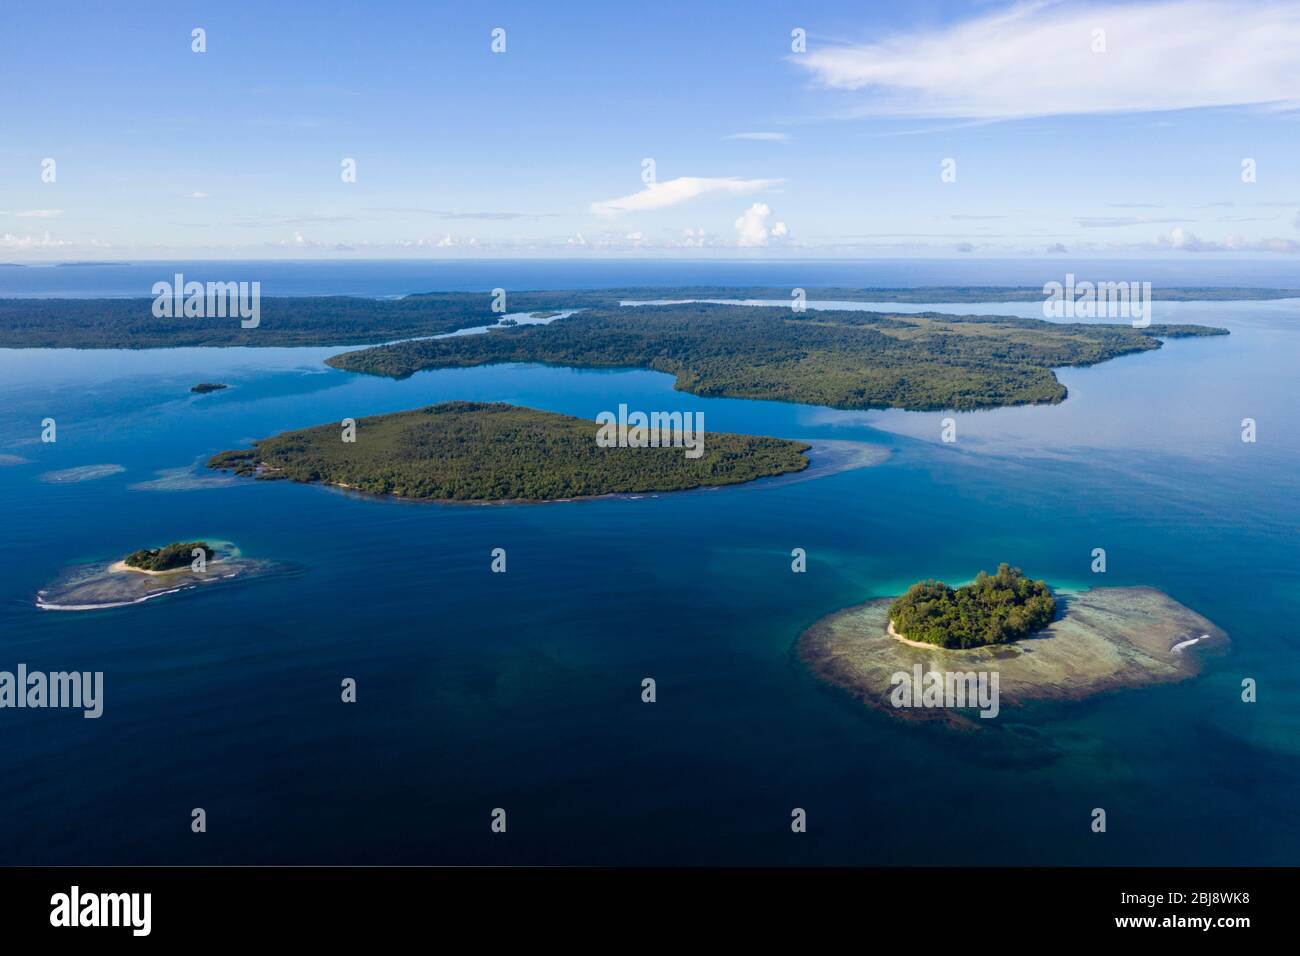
[190,382,228,394]
[0,285,1268,349]
[208,401,811,502]
[327,302,1227,411]
[0,292,598,348]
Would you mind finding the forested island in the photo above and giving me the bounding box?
[326,302,1227,411]
[889,564,1057,648]
[799,584,1228,727]
[0,291,600,348]
[190,382,228,393]
[208,401,811,502]
[0,286,1260,350]
[37,540,276,611]
[122,541,210,572]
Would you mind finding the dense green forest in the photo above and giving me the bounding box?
[123,541,210,571]
[0,286,1268,348]
[889,564,1057,649]
[326,302,1227,411]
[0,292,609,348]
[208,401,810,501]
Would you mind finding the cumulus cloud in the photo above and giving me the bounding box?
[734,203,788,246]
[1158,226,1300,252]
[1,232,69,248]
[794,1,1300,119]
[592,176,781,215]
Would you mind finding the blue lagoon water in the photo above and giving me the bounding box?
[1,272,1298,865]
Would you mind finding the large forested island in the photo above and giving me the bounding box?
[0,286,1253,350]
[0,291,599,348]
[326,301,1227,411]
[207,401,811,502]
[889,564,1057,648]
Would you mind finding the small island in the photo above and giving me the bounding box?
[190,382,228,394]
[799,579,1228,728]
[37,540,275,611]
[208,401,813,502]
[120,541,211,573]
[889,564,1056,648]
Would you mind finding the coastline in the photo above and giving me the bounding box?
[226,438,889,508]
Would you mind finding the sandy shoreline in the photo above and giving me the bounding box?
[885,618,947,649]
[108,559,196,577]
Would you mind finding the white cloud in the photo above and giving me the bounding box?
[186,192,209,200]
[734,203,788,247]
[592,176,781,215]
[10,209,62,218]
[723,132,790,142]
[0,232,73,248]
[795,1,1300,119]
[437,233,457,247]
[1158,226,1300,252]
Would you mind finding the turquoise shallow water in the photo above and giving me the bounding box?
[0,296,1297,864]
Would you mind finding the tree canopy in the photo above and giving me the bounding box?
[889,564,1057,649]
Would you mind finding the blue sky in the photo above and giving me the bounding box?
[4,0,1300,260]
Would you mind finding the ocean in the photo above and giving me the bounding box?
[1,261,1297,864]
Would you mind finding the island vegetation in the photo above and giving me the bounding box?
[799,586,1227,727]
[889,564,1057,648]
[39,540,271,611]
[190,382,228,393]
[0,291,604,348]
[0,286,1258,350]
[326,302,1227,411]
[122,541,211,572]
[208,401,810,501]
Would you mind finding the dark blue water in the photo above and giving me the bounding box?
[1,272,1298,865]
